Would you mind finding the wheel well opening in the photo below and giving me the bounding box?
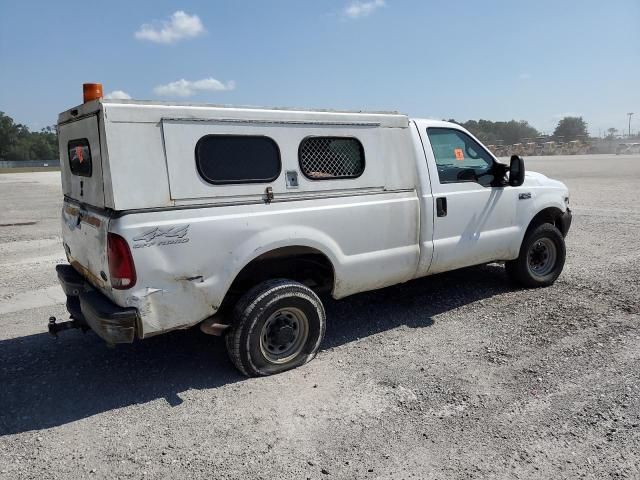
[221,246,335,312]
[526,207,565,236]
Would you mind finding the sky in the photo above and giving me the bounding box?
[1,0,639,136]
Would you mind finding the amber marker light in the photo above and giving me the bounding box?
[83,83,103,103]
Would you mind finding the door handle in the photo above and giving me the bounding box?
[436,197,447,217]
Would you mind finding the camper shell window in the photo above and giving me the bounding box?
[195,135,281,185]
[298,137,365,180]
[68,139,92,177]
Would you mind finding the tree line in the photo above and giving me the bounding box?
[0,112,58,161]
[0,110,592,162]
[447,116,589,145]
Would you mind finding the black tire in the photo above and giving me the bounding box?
[225,279,326,377]
[506,223,566,288]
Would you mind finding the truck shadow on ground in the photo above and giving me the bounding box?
[0,264,512,435]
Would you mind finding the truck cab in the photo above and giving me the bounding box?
[411,119,570,276]
[51,93,571,377]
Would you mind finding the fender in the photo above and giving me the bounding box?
[216,225,344,304]
[515,190,568,248]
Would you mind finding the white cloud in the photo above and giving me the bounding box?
[344,0,385,19]
[104,90,132,100]
[153,78,236,97]
[135,11,205,44]
[518,73,531,80]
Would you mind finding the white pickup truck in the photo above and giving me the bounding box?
[50,96,571,376]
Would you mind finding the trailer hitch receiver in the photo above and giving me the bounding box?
[48,316,84,338]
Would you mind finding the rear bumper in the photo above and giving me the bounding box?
[559,208,572,237]
[56,264,138,344]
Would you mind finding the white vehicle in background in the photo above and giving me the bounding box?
[49,85,572,376]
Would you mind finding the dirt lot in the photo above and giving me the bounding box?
[1,155,639,480]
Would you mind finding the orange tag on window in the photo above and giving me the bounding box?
[76,146,84,163]
[454,148,464,161]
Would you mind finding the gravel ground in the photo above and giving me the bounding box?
[1,155,639,480]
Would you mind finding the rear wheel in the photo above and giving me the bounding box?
[506,223,566,287]
[225,279,326,377]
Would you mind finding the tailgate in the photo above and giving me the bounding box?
[58,113,106,208]
[61,199,111,292]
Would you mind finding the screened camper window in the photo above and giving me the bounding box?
[68,139,92,177]
[195,135,281,185]
[298,137,365,180]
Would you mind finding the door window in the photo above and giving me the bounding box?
[427,128,495,186]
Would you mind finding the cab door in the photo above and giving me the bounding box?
[419,126,519,274]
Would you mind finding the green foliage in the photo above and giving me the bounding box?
[552,116,588,141]
[445,118,540,145]
[0,112,58,161]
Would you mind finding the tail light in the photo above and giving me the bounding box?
[107,233,136,289]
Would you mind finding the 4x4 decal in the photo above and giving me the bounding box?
[132,225,190,248]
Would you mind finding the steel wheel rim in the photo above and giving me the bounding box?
[527,237,557,278]
[260,307,309,364]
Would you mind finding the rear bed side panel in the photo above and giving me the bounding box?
[108,191,419,338]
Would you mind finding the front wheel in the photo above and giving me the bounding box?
[506,223,566,287]
[225,279,326,377]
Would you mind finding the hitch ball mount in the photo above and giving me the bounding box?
[48,316,86,338]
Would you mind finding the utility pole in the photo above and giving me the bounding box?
[627,113,634,137]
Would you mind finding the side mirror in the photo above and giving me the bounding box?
[509,155,525,187]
